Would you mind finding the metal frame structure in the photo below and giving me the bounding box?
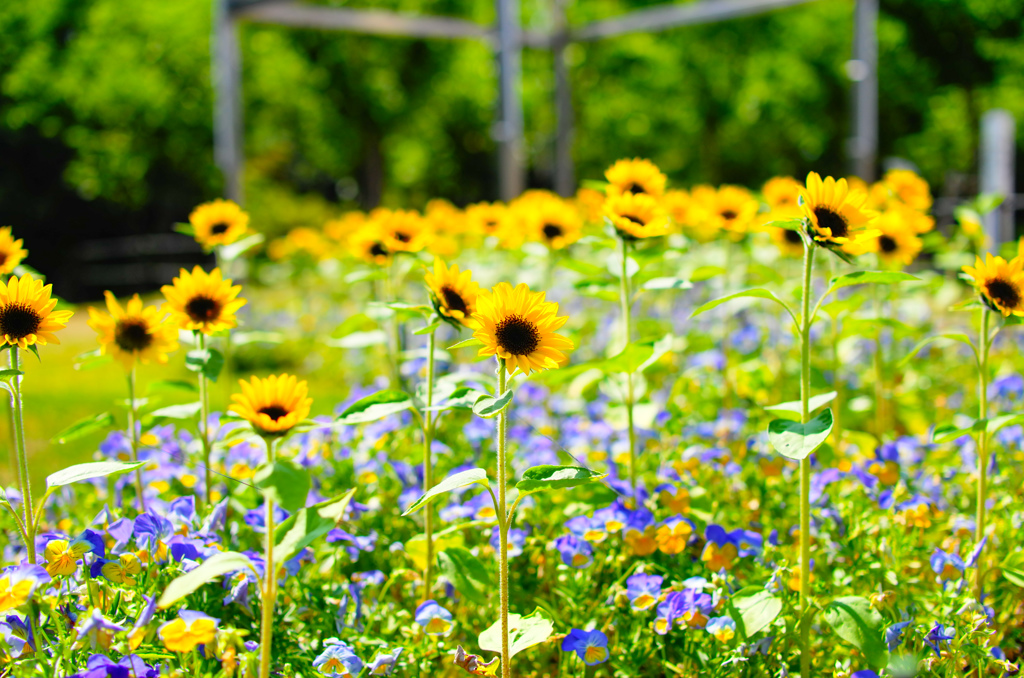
[213,0,879,203]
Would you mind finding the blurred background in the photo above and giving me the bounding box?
[1,0,1022,301]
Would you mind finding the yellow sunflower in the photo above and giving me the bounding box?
[604,192,669,240]
[189,199,250,249]
[472,282,574,376]
[963,254,1024,317]
[374,209,433,254]
[845,210,923,266]
[0,227,28,275]
[770,221,807,257]
[799,172,878,249]
[526,196,582,250]
[425,258,480,328]
[88,292,179,369]
[689,185,760,239]
[160,266,247,335]
[604,158,667,198]
[0,274,73,349]
[762,177,803,209]
[882,169,932,212]
[230,373,312,436]
[349,224,392,264]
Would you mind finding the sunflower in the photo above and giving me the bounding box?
[374,209,433,254]
[762,177,802,209]
[349,225,392,264]
[0,274,73,349]
[882,169,932,212]
[425,258,480,328]
[0,228,28,275]
[799,172,878,249]
[472,282,574,376]
[88,292,179,369]
[845,210,923,266]
[190,199,250,249]
[770,221,807,257]
[160,266,247,335]
[689,185,760,239]
[963,254,1024,317]
[230,373,312,436]
[525,196,582,250]
[604,192,669,240]
[604,158,667,198]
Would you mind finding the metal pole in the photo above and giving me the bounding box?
[980,109,1016,247]
[213,0,245,204]
[848,0,878,181]
[495,0,525,201]
[552,0,574,197]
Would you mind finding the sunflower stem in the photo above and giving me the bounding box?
[799,241,815,678]
[975,305,991,601]
[9,347,35,565]
[259,436,278,678]
[197,332,213,508]
[422,326,436,602]
[496,358,512,678]
[126,367,147,514]
[618,237,638,504]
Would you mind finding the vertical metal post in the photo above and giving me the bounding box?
[980,109,1016,247]
[552,0,574,197]
[496,0,525,201]
[849,0,878,181]
[213,0,245,204]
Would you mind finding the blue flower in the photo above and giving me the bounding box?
[705,616,737,642]
[553,534,592,568]
[366,646,402,675]
[313,639,363,677]
[930,549,965,581]
[414,600,453,635]
[884,620,912,651]
[924,623,955,656]
[625,573,662,611]
[561,628,608,665]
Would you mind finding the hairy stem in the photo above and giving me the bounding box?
[496,359,511,678]
[975,306,991,600]
[422,328,436,601]
[619,237,637,503]
[127,367,147,513]
[799,242,816,678]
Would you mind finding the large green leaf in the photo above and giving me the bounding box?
[437,547,490,605]
[472,390,513,418]
[51,412,116,444]
[730,588,782,639]
[337,390,413,424]
[515,465,607,494]
[274,489,356,562]
[822,596,889,670]
[641,277,692,291]
[403,468,490,516]
[478,608,554,659]
[764,391,836,421]
[690,288,797,325]
[46,461,146,489]
[185,348,225,383]
[157,551,257,609]
[146,401,202,423]
[253,459,310,514]
[768,409,834,460]
[932,413,1024,444]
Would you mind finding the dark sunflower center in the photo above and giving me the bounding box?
[813,206,849,238]
[878,235,898,253]
[721,210,738,221]
[987,278,1021,309]
[784,229,803,244]
[626,182,646,194]
[210,222,230,235]
[258,405,289,421]
[440,286,468,315]
[114,319,153,352]
[370,243,388,258]
[0,303,42,339]
[485,219,499,231]
[185,296,221,323]
[542,224,563,240]
[494,314,541,356]
[394,232,411,243]
[622,214,645,226]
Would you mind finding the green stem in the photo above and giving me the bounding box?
[831,316,843,453]
[496,359,511,678]
[422,328,436,601]
[872,288,888,436]
[975,306,991,600]
[798,242,815,678]
[618,237,637,503]
[127,367,147,514]
[259,437,278,678]
[197,332,212,508]
[10,347,34,564]
[386,257,402,390]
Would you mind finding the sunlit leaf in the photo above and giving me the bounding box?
[768,409,834,460]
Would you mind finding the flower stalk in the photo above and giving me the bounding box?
[9,347,36,565]
[975,305,991,600]
[495,358,512,678]
[259,436,278,678]
[798,240,815,678]
[618,237,638,503]
[127,367,147,513]
[196,332,213,507]
[421,326,437,601]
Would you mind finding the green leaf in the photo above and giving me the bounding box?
[327,330,388,349]
[147,401,202,423]
[448,337,483,350]
[46,461,145,488]
[218,233,264,261]
[274,489,356,562]
[764,391,837,421]
[51,412,116,444]
[232,331,285,346]
[185,348,225,383]
[473,390,513,418]
[173,222,195,237]
[147,379,198,393]
[898,333,975,368]
[157,552,256,609]
[768,409,834,460]
[1001,552,1024,588]
[764,217,804,231]
[825,271,919,295]
[690,265,726,282]
[437,547,490,605]
[402,468,489,516]
[731,589,782,639]
[337,390,413,424]
[479,608,554,659]
[253,459,310,514]
[932,413,1024,444]
[0,368,22,396]
[690,288,797,326]
[822,596,889,670]
[515,465,607,494]
[641,277,693,291]
[414,320,442,336]
[73,349,112,371]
